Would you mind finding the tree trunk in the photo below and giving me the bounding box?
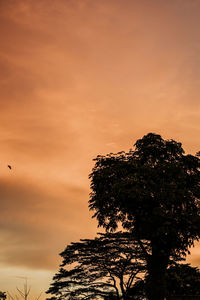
[145,248,169,300]
[146,265,166,300]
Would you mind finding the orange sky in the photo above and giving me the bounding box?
[0,0,200,297]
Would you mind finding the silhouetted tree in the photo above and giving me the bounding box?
[46,232,147,300]
[166,263,200,296]
[89,133,200,300]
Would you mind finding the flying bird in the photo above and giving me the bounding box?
[8,165,12,169]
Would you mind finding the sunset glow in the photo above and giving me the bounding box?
[0,0,200,297]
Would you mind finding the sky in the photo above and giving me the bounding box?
[0,0,200,297]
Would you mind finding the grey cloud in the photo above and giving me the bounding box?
[0,177,95,270]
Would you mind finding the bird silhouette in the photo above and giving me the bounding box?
[8,165,12,169]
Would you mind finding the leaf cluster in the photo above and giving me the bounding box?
[0,292,6,300]
[166,263,200,296]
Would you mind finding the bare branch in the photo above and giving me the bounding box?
[7,292,15,300]
[34,292,42,300]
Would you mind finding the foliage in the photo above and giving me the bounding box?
[89,133,200,300]
[166,263,200,296]
[46,232,147,300]
[0,292,6,300]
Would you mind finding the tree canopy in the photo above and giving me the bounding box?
[46,232,147,300]
[89,133,200,300]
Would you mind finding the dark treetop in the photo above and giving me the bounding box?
[89,133,200,300]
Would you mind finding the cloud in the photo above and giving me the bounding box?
[0,176,97,270]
